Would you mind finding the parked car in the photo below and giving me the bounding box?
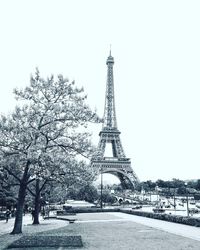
[153,208,165,213]
[132,205,142,210]
[189,208,199,214]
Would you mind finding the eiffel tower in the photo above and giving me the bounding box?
[91,51,139,189]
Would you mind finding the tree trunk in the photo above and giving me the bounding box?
[11,162,30,235]
[33,179,40,224]
[11,181,27,234]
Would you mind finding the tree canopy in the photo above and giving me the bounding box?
[0,70,101,233]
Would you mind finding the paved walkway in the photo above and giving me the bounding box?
[0,214,68,236]
[112,212,200,242]
[39,212,200,250]
[0,214,68,250]
[1,212,200,249]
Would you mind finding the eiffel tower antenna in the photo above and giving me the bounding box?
[91,52,139,189]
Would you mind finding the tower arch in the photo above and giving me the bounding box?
[101,168,135,189]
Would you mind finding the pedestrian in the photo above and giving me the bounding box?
[5,209,11,223]
[31,209,35,220]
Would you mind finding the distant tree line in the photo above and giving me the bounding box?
[136,179,200,194]
[98,179,200,199]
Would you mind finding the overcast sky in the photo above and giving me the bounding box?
[0,0,200,182]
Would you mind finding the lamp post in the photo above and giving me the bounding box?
[155,185,159,204]
[100,167,103,209]
[173,189,176,211]
[185,182,189,217]
[141,187,145,202]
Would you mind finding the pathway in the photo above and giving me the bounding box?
[1,212,200,249]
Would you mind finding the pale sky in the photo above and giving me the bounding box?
[0,0,200,182]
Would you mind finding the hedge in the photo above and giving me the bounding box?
[65,207,121,213]
[121,210,200,227]
[53,206,200,227]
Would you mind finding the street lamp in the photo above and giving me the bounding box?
[173,189,176,211]
[185,182,189,217]
[100,167,103,209]
[155,185,159,204]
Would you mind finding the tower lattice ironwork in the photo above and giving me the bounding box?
[91,52,139,189]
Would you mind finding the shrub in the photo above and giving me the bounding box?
[120,209,200,227]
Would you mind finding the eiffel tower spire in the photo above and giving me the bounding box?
[103,50,118,130]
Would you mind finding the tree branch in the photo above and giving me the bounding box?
[4,166,21,183]
[39,179,48,193]
[27,178,36,185]
[26,186,36,197]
